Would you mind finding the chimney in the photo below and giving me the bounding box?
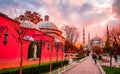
[44,15,49,21]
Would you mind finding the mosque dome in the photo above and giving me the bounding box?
[20,20,39,30]
[36,15,58,30]
[91,36,102,41]
[37,21,58,30]
[90,35,103,47]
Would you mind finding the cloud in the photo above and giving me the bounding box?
[0,0,115,41]
[112,0,120,19]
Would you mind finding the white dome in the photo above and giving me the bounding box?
[54,38,60,42]
[37,21,58,30]
[23,36,34,41]
[92,36,102,41]
[20,20,39,30]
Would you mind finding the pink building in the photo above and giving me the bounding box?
[0,12,65,62]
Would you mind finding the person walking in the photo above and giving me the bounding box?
[94,53,97,64]
[92,53,94,60]
[92,53,97,64]
[99,54,102,61]
[114,55,118,63]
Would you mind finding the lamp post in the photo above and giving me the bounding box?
[60,44,64,67]
[3,28,8,45]
[0,26,8,45]
[54,38,60,61]
[54,42,59,61]
[48,42,52,72]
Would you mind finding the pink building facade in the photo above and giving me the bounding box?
[0,12,64,62]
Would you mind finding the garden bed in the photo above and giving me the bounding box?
[0,60,68,74]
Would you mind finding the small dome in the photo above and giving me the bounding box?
[20,20,39,30]
[37,21,58,30]
[54,38,60,42]
[23,36,34,41]
[92,36,102,41]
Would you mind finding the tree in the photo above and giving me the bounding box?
[91,45,102,54]
[12,25,34,74]
[15,11,43,24]
[103,44,113,67]
[79,44,84,52]
[14,27,29,74]
[104,25,120,55]
[109,26,120,54]
[104,25,120,67]
[63,25,80,51]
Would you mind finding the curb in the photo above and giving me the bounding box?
[97,62,106,74]
[58,56,88,74]
[79,56,88,63]
[58,62,77,74]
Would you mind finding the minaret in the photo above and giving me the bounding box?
[83,27,85,46]
[88,32,91,51]
[88,32,90,42]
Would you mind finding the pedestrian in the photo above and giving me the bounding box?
[92,53,97,64]
[114,55,118,63]
[92,53,94,60]
[99,54,102,61]
[93,53,97,64]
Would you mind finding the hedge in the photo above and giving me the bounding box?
[0,60,68,74]
[72,56,85,61]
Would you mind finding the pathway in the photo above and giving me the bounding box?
[62,56,101,74]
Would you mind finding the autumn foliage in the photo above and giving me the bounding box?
[91,45,102,54]
[15,11,43,24]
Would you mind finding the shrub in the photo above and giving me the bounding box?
[0,60,68,74]
[72,56,85,61]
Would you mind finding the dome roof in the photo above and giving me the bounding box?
[91,36,102,41]
[23,36,34,41]
[54,38,60,42]
[20,20,39,30]
[37,21,58,30]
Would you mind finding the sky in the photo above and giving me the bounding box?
[0,0,120,44]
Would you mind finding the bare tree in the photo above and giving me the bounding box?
[15,28,28,74]
[63,25,80,50]
[12,25,33,74]
[104,25,120,67]
[109,25,120,54]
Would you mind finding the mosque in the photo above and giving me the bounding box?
[90,35,104,48]
[82,28,104,52]
[0,12,65,62]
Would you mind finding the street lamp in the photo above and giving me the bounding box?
[48,41,53,72]
[0,26,8,45]
[3,29,8,45]
[54,42,59,61]
[54,38,60,61]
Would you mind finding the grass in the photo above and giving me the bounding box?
[102,66,120,74]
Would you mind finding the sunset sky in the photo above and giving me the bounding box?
[0,0,120,44]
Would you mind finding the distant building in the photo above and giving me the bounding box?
[90,35,104,48]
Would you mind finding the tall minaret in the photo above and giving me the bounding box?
[88,32,91,51]
[83,27,85,46]
[88,32,90,42]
